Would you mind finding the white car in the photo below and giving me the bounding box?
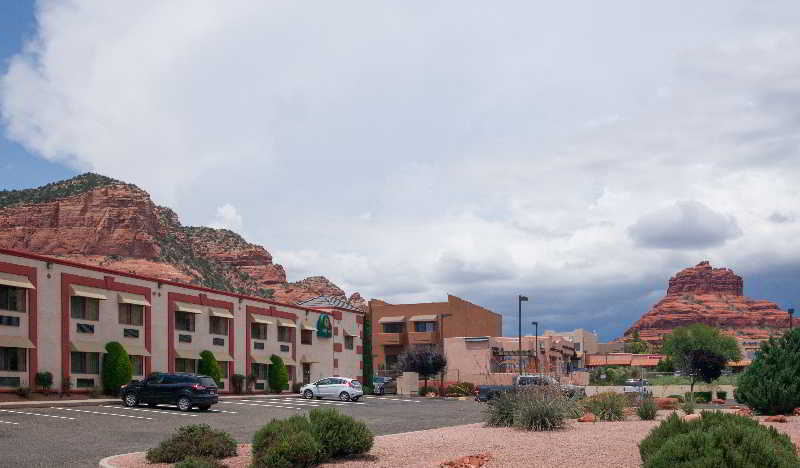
[623,379,652,394]
[300,377,363,402]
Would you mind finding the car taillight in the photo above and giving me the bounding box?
[349,381,359,388]
[191,384,205,391]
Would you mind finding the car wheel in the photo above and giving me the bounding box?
[303,390,314,400]
[197,405,211,411]
[352,396,360,402]
[339,392,351,402]
[123,393,138,407]
[177,396,192,412]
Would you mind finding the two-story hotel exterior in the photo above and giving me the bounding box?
[0,248,364,392]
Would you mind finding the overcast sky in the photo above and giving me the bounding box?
[2,1,799,340]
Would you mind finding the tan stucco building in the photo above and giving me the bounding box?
[542,328,598,367]
[0,248,364,393]
[369,295,502,370]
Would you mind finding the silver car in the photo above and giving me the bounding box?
[300,377,363,402]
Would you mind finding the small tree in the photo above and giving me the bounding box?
[735,328,800,415]
[198,351,223,386]
[268,355,289,393]
[397,350,447,393]
[35,371,53,394]
[624,330,649,354]
[654,356,675,373]
[102,342,133,396]
[662,324,740,397]
[362,316,374,389]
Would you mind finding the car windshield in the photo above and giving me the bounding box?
[198,377,217,387]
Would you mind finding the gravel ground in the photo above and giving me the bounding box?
[103,412,800,468]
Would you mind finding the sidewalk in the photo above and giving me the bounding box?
[0,393,302,409]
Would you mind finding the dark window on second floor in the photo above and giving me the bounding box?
[251,323,268,340]
[175,312,195,332]
[118,304,144,326]
[209,316,228,335]
[254,341,265,350]
[213,337,225,346]
[414,321,437,333]
[0,286,26,313]
[277,326,292,343]
[123,328,139,338]
[301,329,313,345]
[382,322,404,333]
[71,296,99,321]
[0,315,20,327]
[345,335,354,350]
[178,334,192,343]
[76,323,95,334]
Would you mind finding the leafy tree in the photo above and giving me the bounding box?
[268,355,289,393]
[662,324,740,396]
[625,330,649,354]
[396,350,447,391]
[198,351,223,386]
[102,341,133,396]
[735,328,800,415]
[655,356,675,373]
[362,315,374,389]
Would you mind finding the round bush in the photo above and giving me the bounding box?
[583,392,627,421]
[174,456,226,468]
[309,408,374,461]
[255,430,321,468]
[640,411,799,468]
[252,415,313,460]
[102,341,133,396]
[146,424,237,463]
[636,395,658,421]
[511,387,575,431]
[735,328,800,415]
[484,390,516,427]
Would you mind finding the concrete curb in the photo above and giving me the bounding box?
[98,452,139,468]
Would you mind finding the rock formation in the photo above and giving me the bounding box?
[624,261,789,343]
[0,173,362,307]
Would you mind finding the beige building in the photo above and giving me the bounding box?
[542,328,598,367]
[369,295,502,370]
[0,248,364,393]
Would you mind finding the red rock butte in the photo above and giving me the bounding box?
[624,261,789,343]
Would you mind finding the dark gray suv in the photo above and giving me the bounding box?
[121,373,219,411]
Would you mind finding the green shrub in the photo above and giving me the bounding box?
[231,374,245,394]
[309,408,374,461]
[174,456,226,468]
[637,395,658,420]
[639,411,799,468]
[268,355,289,393]
[735,329,800,415]
[584,392,627,421]
[15,386,31,398]
[246,374,257,393]
[35,371,53,393]
[681,399,695,415]
[685,391,711,403]
[511,387,576,431]
[446,382,476,396]
[198,351,223,387]
[101,341,133,396]
[252,415,313,461]
[667,394,685,403]
[715,391,727,401]
[146,424,237,463]
[255,430,320,468]
[484,391,516,427]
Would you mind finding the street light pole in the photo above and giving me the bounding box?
[518,295,528,375]
[532,321,539,373]
[789,308,795,330]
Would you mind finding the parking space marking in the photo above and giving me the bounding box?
[363,397,421,402]
[0,409,76,420]
[250,399,349,407]
[0,420,20,425]
[262,398,365,406]
[52,408,152,420]
[207,409,238,414]
[121,407,198,417]
[222,402,304,411]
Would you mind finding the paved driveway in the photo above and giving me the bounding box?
[0,395,485,467]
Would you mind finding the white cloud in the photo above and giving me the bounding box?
[3,1,800,339]
[208,204,243,232]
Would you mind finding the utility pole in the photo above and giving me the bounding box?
[518,295,528,374]
[532,321,539,373]
[789,308,795,330]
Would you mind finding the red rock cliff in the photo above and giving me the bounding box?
[625,261,788,343]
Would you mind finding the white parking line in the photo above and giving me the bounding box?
[52,408,152,420]
[207,409,238,414]
[0,409,75,420]
[120,407,197,417]
[222,402,305,411]
[0,420,20,425]
[250,399,349,407]
[363,397,421,402]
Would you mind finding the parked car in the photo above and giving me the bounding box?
[121,373,219,411]
[300,377,363,401]
[475,374,586,402]
[372,376,397,395]
[623,378,652,394]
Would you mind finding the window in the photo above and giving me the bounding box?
[175,358,196,373]
[251,363,268,380]
[130,355,144,376]
[213,337,225,346]
[382,322,404,333]
[71,352,99,374]
[345,335,354,350]
[209,316,228,335]
[253,341,265,350]
[574,342,581,352]
[414,321,437,333]
[76,378,95,388]
[277,326,292,343]
[0,347,26,371]
[301,329,313,345]
[251,323,268,340]
[118,304,144,326]
[76,323,94,334]
[0,315,20,327]
[0,376,20,387]
[175,311,195,331]
[178,334,192,343]
[0,286,26,313]
[123,328,139,338]
[71,296,100,321]
[255,382,265,390]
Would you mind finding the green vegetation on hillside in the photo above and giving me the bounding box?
[0,173,131,208]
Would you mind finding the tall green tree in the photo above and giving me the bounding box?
[198,350,223,386]
[362,315,374,389]
[268,354,289,393]
[735,328,800,415]
[397,350,447,392]
[102,341,133,396]
[662,324,741,396]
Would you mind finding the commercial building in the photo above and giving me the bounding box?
[369,295,502,370]
[0,248,364,392]
[542,328,598,367]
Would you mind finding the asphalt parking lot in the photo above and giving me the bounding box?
[0,395,485,467]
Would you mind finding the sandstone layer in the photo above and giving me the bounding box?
[624,261,788,343]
